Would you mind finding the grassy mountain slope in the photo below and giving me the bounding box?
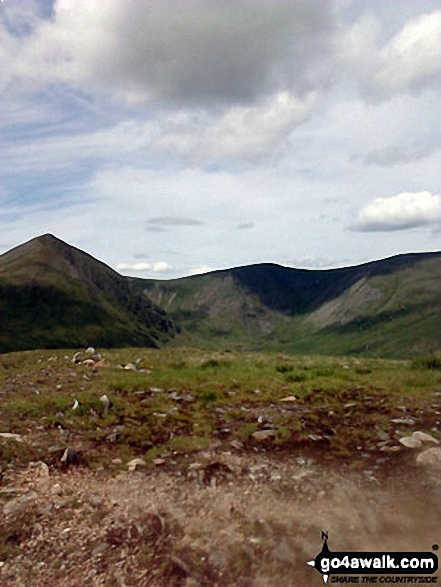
[139,253,441,358]
[1,234,439,357]
[0,235,176,352]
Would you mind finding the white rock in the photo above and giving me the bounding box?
[399,436,421,449]
[100,395,111,414]
[280,396,297,402]
[416,447,441,468]
[0,433,23,442]
[391,418,415,425]
[3,491,38,516]
[412,431,439,444]
[380,445,401,453]
[252,430,276,442]
[127,458,146,471]
[399,431,439,449]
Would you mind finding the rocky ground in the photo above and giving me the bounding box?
[1,349,441,586]
[1,445,440,586]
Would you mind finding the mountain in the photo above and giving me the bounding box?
[1,234,440,358]
[0,234,176,352]
[138,252,441,358]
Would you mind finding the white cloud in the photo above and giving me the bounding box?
[373,10,441,97]
[352,191,441,232]
[116,261,172,273]
[154,91,316,161]
[1,0,334,106]
[337,9,441,99]
[1,1,440,280]
[208,91,316,160]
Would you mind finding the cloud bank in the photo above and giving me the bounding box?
[352,191,441,232]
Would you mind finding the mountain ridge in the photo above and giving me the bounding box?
[1,234,440,357]
[0,234,177,352]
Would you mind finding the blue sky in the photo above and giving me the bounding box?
[0,0,440,278]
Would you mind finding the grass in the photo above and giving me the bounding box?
[0,346,440,468]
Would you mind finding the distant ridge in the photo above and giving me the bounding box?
[1,234,440,357]
[0,234,177,352]
[139,251,441,358]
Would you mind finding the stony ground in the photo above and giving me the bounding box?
[1,447,440,586]
[1,349,441,586]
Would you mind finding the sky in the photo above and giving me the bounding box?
[0,0,440,279]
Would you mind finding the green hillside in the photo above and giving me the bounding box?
[0,235,176,352]
[138,253,441,358]
[0,235,439,358]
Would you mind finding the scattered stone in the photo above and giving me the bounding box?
[0,487,22,495]
[71,352,82,364]
[399,436,421,448]
[82,359,96,367]
[280,396,297,402]
[124,363,137,371]
[416,447,441,468]
[169,391,182,401]
[149,387,164,393]
[100,394,113,414]
[257,415,271,427]
[308,434,324,442]
[252,429,276,442]
[3,491,38,517]
[92,542,107,557]
[48,445,65,454]
[399,431,439,449]
[170,555,191,577]
[72,399,79,410]
[54,421,68,434]
[106,431,119,443]
[61,447,79,467]
[153,458,166,466]
[380,445,401,453]
[391,418,415,425]
[230,440,243,450]
[412,431,439,444]
[29,460,49,476]
[111,458,123,465]
[0,433,23,442]
[127,458,146,471]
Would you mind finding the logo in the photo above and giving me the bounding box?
[308,532,439,584]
